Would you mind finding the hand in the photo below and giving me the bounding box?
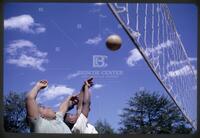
[35,80,48,90]
[67,95,79,111]
[84,77,94,88]
[70,95,79,105]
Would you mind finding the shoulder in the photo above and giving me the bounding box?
[55,112,64,120]
[86,123,98,134]
[28,115,45,127]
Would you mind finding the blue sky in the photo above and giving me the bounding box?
[4,3,197,132]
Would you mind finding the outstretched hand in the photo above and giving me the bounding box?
[67,95,79,111]
[35,80,48,90]
[70,95,79,105]
[84,77,94,88]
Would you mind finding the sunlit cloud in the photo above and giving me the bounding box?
[6,39,48,71]
[4,14,46,33]
[94,3,105,6]
[166,65,196,78]
[67,72,81,80]
[37,84,75,102]
[85,35,102,45]
[126,48,143,67]
[93,84,104,89]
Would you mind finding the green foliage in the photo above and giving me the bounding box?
[118,90,193,134]
[95,119,115,134]
[4,91,30,133]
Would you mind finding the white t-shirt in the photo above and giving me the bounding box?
[30,112,71,133]
[72,113,98,134]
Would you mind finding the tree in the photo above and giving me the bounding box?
[95,119,115,134]
[118,90,193,134]
[4,91,30,133]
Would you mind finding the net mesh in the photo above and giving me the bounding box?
[108,3,197,130]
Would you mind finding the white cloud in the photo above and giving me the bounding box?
[166,56,197,79]
[6,39,48,71]
[166,65,195,78]
[7,54,48,71]
[34,50,48,58]
[6,39,35,55]
[168,57,197,68]
[154,40,173,51]
[35,27,46,33]
[93,84,103,89]
[126,48,143,67]
[4,14,46,33]
[126,40,174,67]
[146,40,174,54]
[67,72,80,80]
[169,60,186,67]
[38,84,75,101]
[85,35,102,45]
[94,3,105,6]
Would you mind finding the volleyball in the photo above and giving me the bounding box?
[106,34,122,51]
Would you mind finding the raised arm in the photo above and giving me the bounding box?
[76,88,84,115]
[59,95,79,115]
[25,80,48,119]
[70,77,94,116]
[81,77,93,118]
